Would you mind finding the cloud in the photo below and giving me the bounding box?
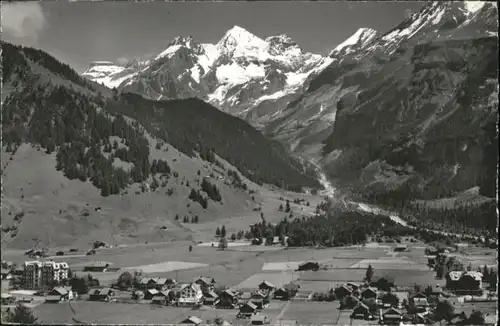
[1,2,46,41]
[116,56,130,65]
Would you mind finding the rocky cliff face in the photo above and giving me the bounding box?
[267,1,498,199]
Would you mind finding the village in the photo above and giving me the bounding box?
[1,235,497,325]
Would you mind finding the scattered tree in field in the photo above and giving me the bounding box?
[365,264,374,283]
[278,204,284,211]
[189,245,193,252]
[230,233,236,241]
[433,300,455,325]
[221,225,226,238]
[215,227,221,237]
[5,303,38,324]
[116,271,133,289]
[218,237,228,250]
[285,200,291,213]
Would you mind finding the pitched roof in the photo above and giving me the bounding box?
[181,316,202,324]
[242,301,257,310]
[353,302,370,311]
[222,289,237,297]
[361,287,377,294]
[447,271,463,281]
[195,276,213,285]
[203,290,218,298]
[259,280,275,288]
[383,307,402,316]
[89,287,112,296]
[51,287,71,295]
[146,289,159,295]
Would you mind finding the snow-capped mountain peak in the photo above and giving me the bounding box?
[216,25,269,55]
[329,27,377,57]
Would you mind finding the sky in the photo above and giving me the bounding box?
[2,1,426,73]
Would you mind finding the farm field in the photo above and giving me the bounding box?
[296,280,333,293]
[299,269,367,282]
[237,272,301,290]
[33,300,288,325]
[279,301,341,325]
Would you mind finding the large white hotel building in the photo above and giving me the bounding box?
[23,260,69,289]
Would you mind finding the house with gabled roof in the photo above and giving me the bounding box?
[335,284,354,299]
[258,280,275,292]
[45,286,75,303]
[179,316,203,325]
[381,307,403,324]
[194,276,215,294]
[203,290,219,306]
[176,283,203,306]
[88,287,113,302]
[351,302,371,320]
[144,288,159,300]
[238,301,258,318]
[360,287,378,300]
[217,289,238,308]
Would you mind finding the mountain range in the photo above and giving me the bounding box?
[82,1,497,202]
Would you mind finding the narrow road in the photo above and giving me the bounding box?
[271,300,291,326]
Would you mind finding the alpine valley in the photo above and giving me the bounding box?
[1,0,497,252]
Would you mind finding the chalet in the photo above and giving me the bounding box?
[250,291,270,309]
[151,295,167,305]
[258,280,275,292]
[360,287,377,300]
[394,244,408,252]
[177,283,203,306]
[144,288,159,300]
[460,271,483,290]
[1,293,15,305]
[179,316,203,325]
[139,277,174,290]
[88,288,114,302]
[238,301,258,318]
[1,269,12,280]
[297,261,319,271]
[194,276,215,294]
[274,288,291,300]
[250,314,270,325]
[45,287,75,303]
[381,307,403,325]
[351,303,371,320]
[217,289,238,308]
[334,284,354,299]
[445,271,463,289]
[83,261,111,272]
[203,290,219,306]
[410,292,429,308]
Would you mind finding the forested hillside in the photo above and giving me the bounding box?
[1,41,318,195]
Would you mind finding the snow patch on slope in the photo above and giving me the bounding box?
[331,28,377,55]
[155,45,182,60]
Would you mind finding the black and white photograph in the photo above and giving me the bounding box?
[1,1,498,325]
